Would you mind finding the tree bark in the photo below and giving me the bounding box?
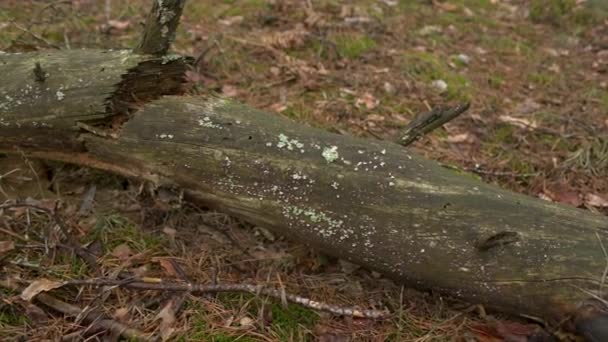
[2,50,608,328]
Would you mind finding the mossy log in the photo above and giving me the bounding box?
[2,50,608,330]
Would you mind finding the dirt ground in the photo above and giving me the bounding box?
[1,0,608,341]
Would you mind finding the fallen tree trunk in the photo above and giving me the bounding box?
[1,50,608,328]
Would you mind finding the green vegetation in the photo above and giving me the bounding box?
[530,0,608,28]
[90,214,162,252]
[529,0,576,25]
[333,34,376,59]
[268,302,318,340]
[0,305,29,327]
[182,296,318,341]
[401,51,471,100]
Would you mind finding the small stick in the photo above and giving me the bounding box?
[65,277,391,319]
[133,0,187,55]
[398,102,470,147]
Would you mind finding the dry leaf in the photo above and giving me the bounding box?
[114,307,130,322]
[21,279,63,301]
[545,190,582,207]
[111,243,133,260]
[0,240,15,255]
[155,258,179,277]
[434,1,459,12]
[156,301,177,341]
[318,333,350,342]
[239,316,254,327]
[218,16,243,26]
[269,103,288,113]
[446,133,472,143]
[261,27,309,49]
[355,93,379,110]
[498,115,538,130]
[163,226,176,239]
[585,193,608,207]
[107,20,130,30]
[222,84,238,97]
[365,114,385,122]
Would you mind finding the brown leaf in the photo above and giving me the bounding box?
[239,316,255,328]
[446,133,473,143]
[355,93,379,110]
[545,190,582,207]
[107,20,130,30]
[365,114,385,122]
[156,301,177,341]
[218,16,243,26]
[318,333,350,342]
[21,279,63,301]
[222,84,238,97]
[585,193,608,207]
[155,258,179,277]
[261,26,309,49]
[434,1,459,12]
[495,321,542,342]
[0,240,15,255]
[114,307,130,322]
[498,115,538,130]
[111,243,133,260]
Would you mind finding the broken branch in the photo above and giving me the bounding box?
[398,102,470,146]
[64,277,391,319]
[134,0,187,55]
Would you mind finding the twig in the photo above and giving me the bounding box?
[7,20,60,49]
[133,0,186,55]
[596,232,608,298]
[0,202,98,272]
[64,277,391,319]
[398,102,470,147]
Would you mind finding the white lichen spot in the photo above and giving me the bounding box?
[266,142,273,147]
[157,133,174,139]
[459,267,470,272]
[276,134,304,151]
[56,90,65,101]
[292,172,307,180]
[420,248,425,253]
[197,116,222,129]
[357,150,365,154]
[381,149,386,155]
[331,181,339,189]
[161,54,181,64]
[388,182,395,186]
[235,120,241,124]
[322,146,339,163]
[159,9,176,24]
[160,25,169,38]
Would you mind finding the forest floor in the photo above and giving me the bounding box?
[1,0,608,341]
